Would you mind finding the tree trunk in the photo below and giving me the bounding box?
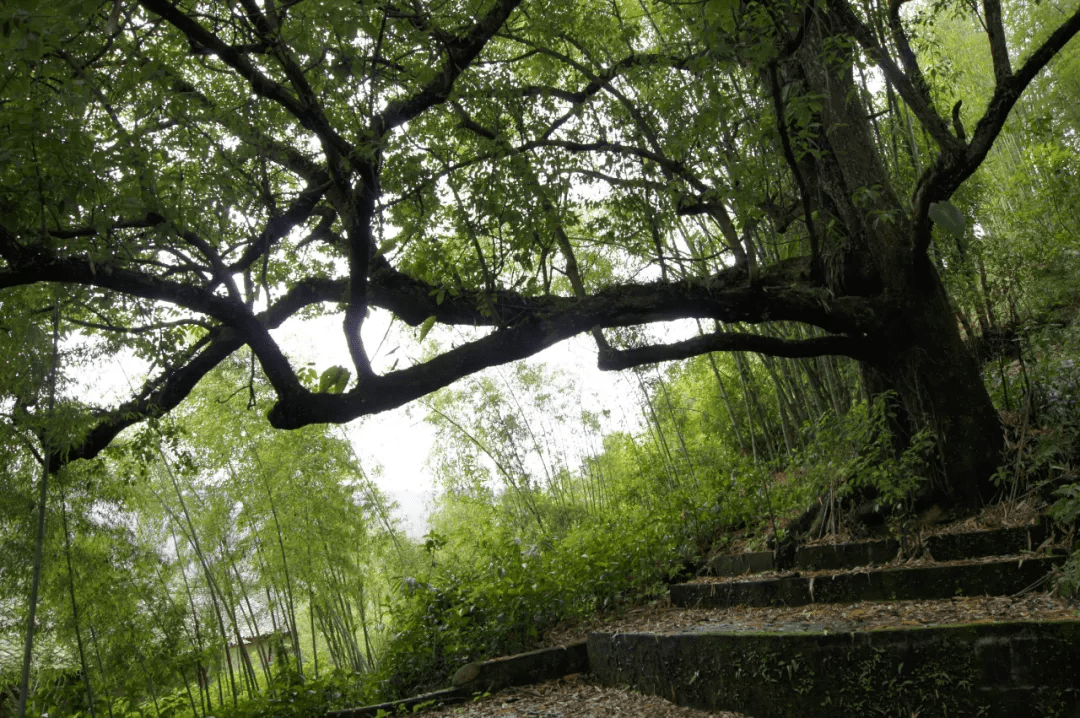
[867,267,1003,505]
[783,11,1003,505]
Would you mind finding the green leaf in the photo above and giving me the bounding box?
[418,315,437,342]
[375,235,398,257]
[318,365,351,394]
[709,0,739,34]
[928,201,966,238]
[24,31,43,60]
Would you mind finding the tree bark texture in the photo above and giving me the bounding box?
[782,11,1002,504]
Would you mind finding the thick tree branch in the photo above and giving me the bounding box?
[54,331,237,467]
[0,244,306,404]
[827,0,960,152]
[5,224,878,343]
[269,258,885,428]
[0,253,245,322]
[372,0,524,136]
[597,332,874,371]
[340,191,378,381]
[10,210,885,461]
[137,0,354,163]
[913,3,1080,251]
[982,0,1012,85]
[50,275,343,469]
[16,225,862,439]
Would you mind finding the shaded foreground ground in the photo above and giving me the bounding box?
[409,501,1079,716]
[544,592,1078,641]
[418,674,749,717]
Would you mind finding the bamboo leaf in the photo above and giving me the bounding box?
[418,315,437,343]
[318,366,351,394]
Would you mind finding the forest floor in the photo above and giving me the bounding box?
[417,673,749,718]
[412,498,1079,717]
[543,591,1078,642]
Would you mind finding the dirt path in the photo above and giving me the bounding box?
[417,674,749,717]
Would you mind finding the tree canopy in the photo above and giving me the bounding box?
[2,0,1079,499]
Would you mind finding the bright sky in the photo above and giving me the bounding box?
[272,310,652,538]
[77,308,653,539]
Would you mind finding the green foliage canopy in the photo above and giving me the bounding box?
[1,0,1078,497]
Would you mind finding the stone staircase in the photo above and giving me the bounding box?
[591,521,1079,717]
[673,524,1059,609]
[332,521,1080,718]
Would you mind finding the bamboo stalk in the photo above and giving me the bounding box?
[17,300,60,718]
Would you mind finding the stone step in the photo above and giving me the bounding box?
[327,642,589,718]
[708,550,776,576]
[587,620,1080,718]
[795,523,1050,571]
[705,523,1050,577]
[673,556,1063,609]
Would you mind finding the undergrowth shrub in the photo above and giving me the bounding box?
[989,317,1080,594]
[0,657,372,718]
[761,394,932,540]
[374,490,716,697]
[203,667,371,718]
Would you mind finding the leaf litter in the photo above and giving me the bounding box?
[415,673,749,718]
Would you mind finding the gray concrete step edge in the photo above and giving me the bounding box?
[707,523,1052,578]
[327,641,589,718]
[587,620,1080,718]
[796,523,1051,571]
[673,556,1064,609]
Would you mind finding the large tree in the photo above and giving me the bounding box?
[1,0,1078,503]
